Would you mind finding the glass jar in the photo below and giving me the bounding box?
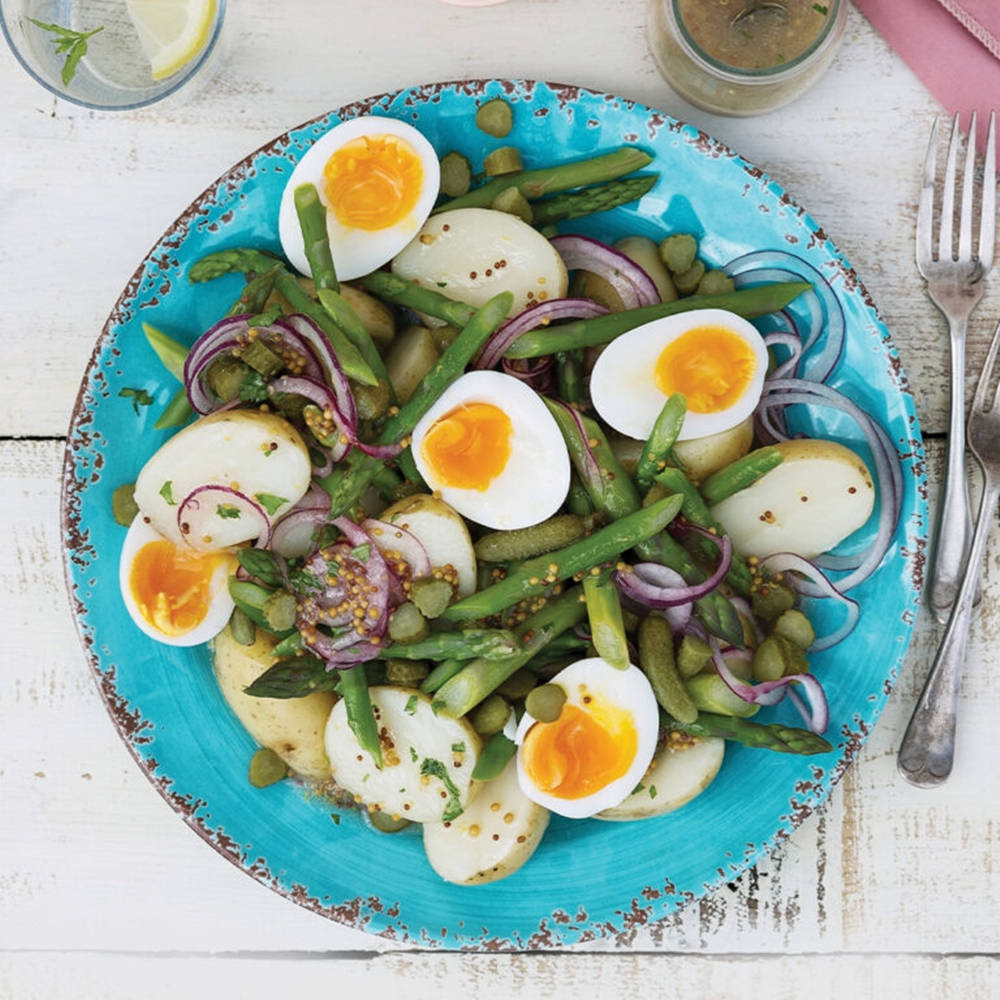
[646,0,848,117]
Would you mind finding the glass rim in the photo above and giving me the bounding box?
[669,0,842,82]
[0,0,226,111]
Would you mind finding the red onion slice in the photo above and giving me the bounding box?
[707,635,829,732]
[176,485,271,552]
[362,518,432,578]
[722,250,846,384]
[550,234,660,310]
[271,507,329,559]
[476,297,609,370]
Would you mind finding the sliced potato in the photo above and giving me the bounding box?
[391,207,568,316]
[325,686,481,822]
[134,410,311,547]
[710,438,875,559]
[673,415,754,482]
[212,626,335,782]
[423,755,549,884]
[384,325,439,404]
[380,494,477,596]
[339,284,395,350]
[596,736,725,821]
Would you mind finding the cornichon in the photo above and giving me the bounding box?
[474,514,589,563]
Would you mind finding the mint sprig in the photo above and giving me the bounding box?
[27,19,104,86]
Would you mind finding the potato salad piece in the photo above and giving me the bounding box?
[213,626,335,782]
[423,755,549,885]
[325,687,481,822]
[133,410,312,548]
[596,736,725,821]
[709,439,875,558]
[391,207,569,316]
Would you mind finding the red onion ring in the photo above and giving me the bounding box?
[722,250,846,384]
[362,518,432,579]
[476,297,609,370]
[271,507,329,559]
[707,635,830,733]
[550,234,660,310]
[176,485,271,552]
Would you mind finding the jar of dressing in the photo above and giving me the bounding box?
[647,0,849,116]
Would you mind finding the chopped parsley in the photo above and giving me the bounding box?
[330,813,341,826]
[290,567,324,594]
[420,757,464,822]
[812,3,828,13]
[119,387,153,415]
[451,741,466,754]
[404,694,419,716]
[254,492,288,516]
[409,746,419,763]
[159,481,175,505]
[238,371,269,403]
[350,543,371,563]
[216,504,241,519]
[648,785,658,799]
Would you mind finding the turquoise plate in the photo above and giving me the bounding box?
[62,80,927,948]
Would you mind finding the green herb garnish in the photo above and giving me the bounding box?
[420,757,464,822]
[159,481,175,505]
[217,504,241,519]
[27,18,104,86]
[255,492,289,516]
[119,387,153,415]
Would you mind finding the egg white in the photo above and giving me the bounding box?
[119,515,236,647]
[515,657,660,820]
[589,308,769,442]
[410,370,570,530]
[278,115,440,281]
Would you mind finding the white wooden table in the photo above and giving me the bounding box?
[2,2,999,996]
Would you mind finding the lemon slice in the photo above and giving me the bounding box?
[125,0,217,81]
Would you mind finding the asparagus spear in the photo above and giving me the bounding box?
[530,174,660,227]
[433,587,588,718]
[434,146,654,213]
[664,712,834,755]
[583,568,630,671]
[354,271,478,329]
[504,282,812,358]
[293,183,339,292]
[378,629,519,661]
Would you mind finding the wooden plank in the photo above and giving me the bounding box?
[1,952,997,1000]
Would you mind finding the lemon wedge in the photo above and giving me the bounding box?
[125,0,217,81]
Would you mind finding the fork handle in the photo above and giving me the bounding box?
[898,475,997,787]
[928,315,975,623]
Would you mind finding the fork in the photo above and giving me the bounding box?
[917,112,996,625]
[898,317,1000,786]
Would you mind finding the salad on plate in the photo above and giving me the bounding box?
[112,98,902,887]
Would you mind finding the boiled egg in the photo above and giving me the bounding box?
[515,657,660,819]
[410,370,570,530]
[589,308,769,442]
[119,514,237,647]
[278,115,440,281]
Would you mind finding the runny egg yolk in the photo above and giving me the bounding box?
[521,698,639,800]
[654,325,758,414]
[322,134,423,231]
[420,402,513,491]
[129,539,233,637]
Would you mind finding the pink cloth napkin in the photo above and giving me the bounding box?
[853,0,1000,152]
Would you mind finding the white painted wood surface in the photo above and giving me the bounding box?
[2,1,999,996]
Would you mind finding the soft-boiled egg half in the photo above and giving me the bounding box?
[515,658,660,819]
[278,116,440,281]
[119,514,237,647]
[410,370,570,530]
[590,308,769,442]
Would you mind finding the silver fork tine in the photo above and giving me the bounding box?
[979,315,1000,414]
[980,111,996,271]
[916,116,938,270]
[937,114,960,260]
[958,112,977,262]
